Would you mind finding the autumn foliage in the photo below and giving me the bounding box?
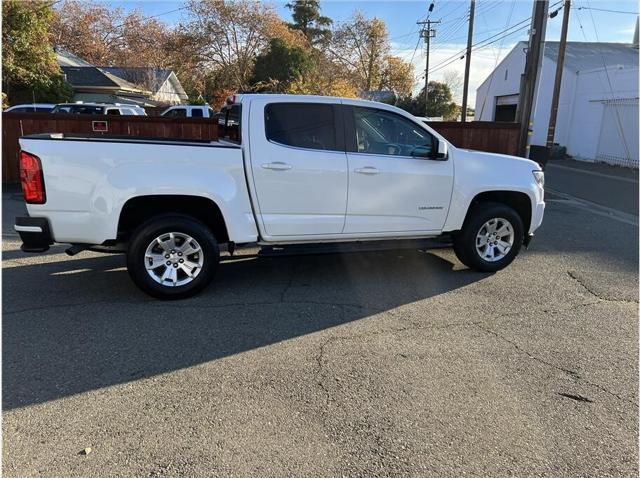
[4,0,419,110]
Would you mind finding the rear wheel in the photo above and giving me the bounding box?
[126,215,219,299]
[453,202,524,272]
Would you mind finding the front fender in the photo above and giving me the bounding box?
[444,149,541,232]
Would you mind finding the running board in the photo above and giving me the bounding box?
[258,237,452,257]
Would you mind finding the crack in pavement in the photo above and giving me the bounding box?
[280,263,297,303]
[567,271,638,304]
[312,300,636,413]
[312,320,482,410]
[473,322,638,408]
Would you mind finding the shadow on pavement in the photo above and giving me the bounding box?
[3,248,485,410]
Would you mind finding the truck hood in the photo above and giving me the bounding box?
[454,148,542,172]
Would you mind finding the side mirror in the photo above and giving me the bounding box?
[432,140,448,160]
[410,145,432,158]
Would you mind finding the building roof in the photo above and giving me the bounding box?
[60,66,147,93]
[98,67,174,93]
[544,42,638,72]
[56,48,93,67]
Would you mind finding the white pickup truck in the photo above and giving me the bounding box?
[16,94,545,299]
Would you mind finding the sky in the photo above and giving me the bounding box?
[104,0,639,104]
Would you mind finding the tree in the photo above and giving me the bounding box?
[251,38,312,92]
[2,0,72,103]
[52,1,173,68]
[442,69,463,100]
[286,0,332,46]
[381,56,414,98]
[395,81,458,120]
[330,12,413,96]
[184,0,286,91]
[331,12,386,92]
[424,81,458,119]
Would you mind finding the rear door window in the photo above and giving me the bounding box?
[191,108,203,118]
[222,104,241,144]
[265,103,338,151]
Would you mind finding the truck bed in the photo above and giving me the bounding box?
[18,133,258,245]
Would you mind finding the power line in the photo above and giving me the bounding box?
[408,36,423,65]
[426,18,531,74]
[479,0,517,118]
[417,21,531,79]
[577,6,638,15]
[434,0,469,22]
[474,0,507,18]
[433,13,470,45]
[425,0,563,74]
[110,6,187,30]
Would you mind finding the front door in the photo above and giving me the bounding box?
[248,99,348,237]
[343,105,454,234]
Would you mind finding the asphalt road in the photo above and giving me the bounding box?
[3,185,638,477]
[546,159,639,216]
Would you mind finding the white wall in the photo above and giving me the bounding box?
[563,66,638,161]
[529,56,577,148]
[153,74,188,105]
[475,43,639,164]
[474,42,526,120]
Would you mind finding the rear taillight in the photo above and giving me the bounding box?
[19,151,46,204]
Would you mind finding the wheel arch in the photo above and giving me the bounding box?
[117,195,230,244]
[461,190,533,233]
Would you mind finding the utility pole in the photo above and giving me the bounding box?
[460,0,476,122]
[545,0,570,148]
[516,0,549,157]
[417,19,440,117]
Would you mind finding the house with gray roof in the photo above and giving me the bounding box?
[99,68,188,105]
[56,49,187,107]
[475,40,639,167]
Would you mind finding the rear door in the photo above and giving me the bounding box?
[247,98,347,237]
[343,105,454,234]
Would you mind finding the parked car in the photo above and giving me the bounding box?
[4,103,56,113]
[161,104,215,118]
[51,102,146,116]
[15,94,545,299]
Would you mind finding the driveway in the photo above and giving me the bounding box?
[3,185,638,477]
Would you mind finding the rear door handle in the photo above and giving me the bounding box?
[261,162,292,171]
[354,167,380,175]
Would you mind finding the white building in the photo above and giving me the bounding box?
[100,68,188,105]
[475,41,639,167]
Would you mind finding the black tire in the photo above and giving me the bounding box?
[453,202,524,272]
[126,214,219,299]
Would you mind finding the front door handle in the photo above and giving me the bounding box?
[354,166,380,175]
[261,161,292,171]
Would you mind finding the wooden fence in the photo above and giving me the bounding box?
[2,113,520,183]
[2,113,219,182]
[426,121,520,156]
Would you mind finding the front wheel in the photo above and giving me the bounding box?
[126,215,219,299]
[453,202,524,272]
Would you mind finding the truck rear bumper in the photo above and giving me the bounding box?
[14,216,53,252]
